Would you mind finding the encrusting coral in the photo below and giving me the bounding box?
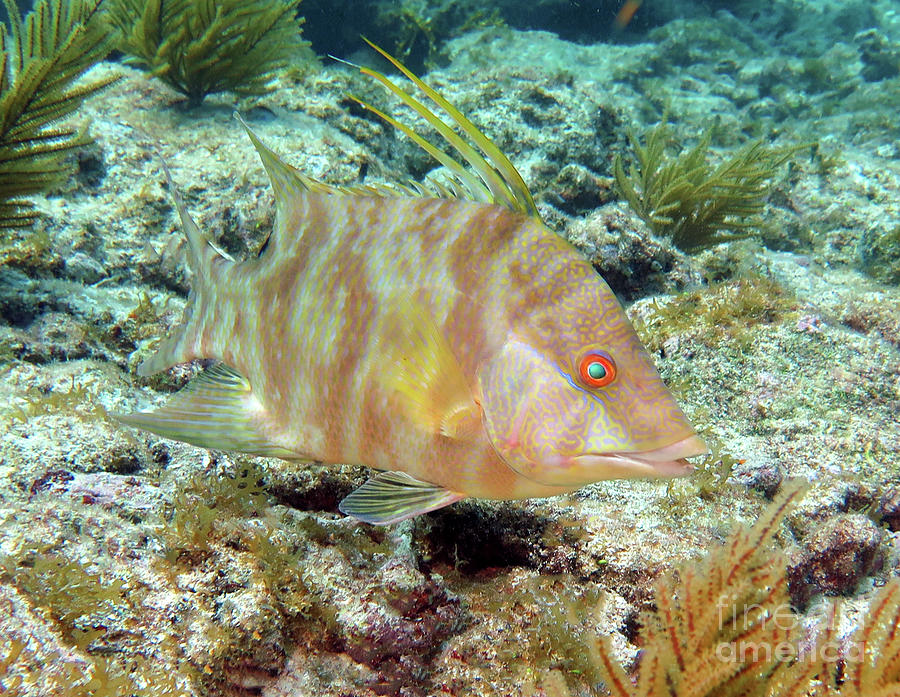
[613,123,805,253]
[0,0,116,230]
[106,0,309,107]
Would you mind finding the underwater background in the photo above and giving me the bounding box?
[0,0,899,695]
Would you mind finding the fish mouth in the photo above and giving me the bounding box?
[567,434,709,480]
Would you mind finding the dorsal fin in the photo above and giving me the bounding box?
[236,44,539,218]
[159,157,233,278]
[235,113,339,211]
[236,114,414,218]
[353,40,540,218]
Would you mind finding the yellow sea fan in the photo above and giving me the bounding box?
[614,123,805,253]
[0,0,116,229]
[106,0,309,107]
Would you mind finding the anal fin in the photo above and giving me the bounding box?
[117,364,302,459]
[338,471,464,525]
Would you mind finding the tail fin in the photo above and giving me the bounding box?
[137,160,233,377]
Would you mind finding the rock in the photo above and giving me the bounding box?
[737,462,784,499]
[0,584,95,691]
[63,252,106,284]
[0,268,44,326]
[544,164,614,216]
[211,588,289,691]
[874,487,900,532]
[334,553,466,695]
[416,501,553,573]
[858,223,900,285]
[565,204,698,300]
[788,514,884,608]
[22,312,100,363]
[854,29,900,82]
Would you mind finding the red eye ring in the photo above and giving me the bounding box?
[578,352,616,388]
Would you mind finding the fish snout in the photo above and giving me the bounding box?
[619,433,709,476]
[558,433,709,484]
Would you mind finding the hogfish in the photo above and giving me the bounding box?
[120,44,707,524]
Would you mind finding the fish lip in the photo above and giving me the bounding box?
[617,433,709,463]
[573,434,709,478]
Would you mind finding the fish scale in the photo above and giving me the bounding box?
[118,44,707,524]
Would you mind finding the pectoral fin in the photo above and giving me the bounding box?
[117,364,304,459]
[338,471,464,524]
[376,295,482,440]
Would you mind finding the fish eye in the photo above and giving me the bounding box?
[577,351,616,388]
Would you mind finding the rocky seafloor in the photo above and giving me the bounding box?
[1,4,900,696]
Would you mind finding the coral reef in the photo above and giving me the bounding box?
[1,6,900,697]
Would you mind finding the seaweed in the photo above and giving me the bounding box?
[632,274,798,354]
[664,440,742,506]
[107,0,308,107]
[2,554,127,648]
[858,222,900,285]
[0,0,117,230]
[155,461,271,561]
[1,636,191,697]
[613,123,805,252]
[0,552,192,696]
[0,225,53,269]
[4,380,106,424]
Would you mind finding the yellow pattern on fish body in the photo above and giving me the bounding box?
[120,44,707,524]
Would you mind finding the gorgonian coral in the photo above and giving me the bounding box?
[107,0,308,107]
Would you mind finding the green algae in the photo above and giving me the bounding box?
[633,274,798,354]
[2,646,191,697]
[155,461,273,563]
[0,460,337,694]
[858,223,900,285]
[378,1,504,70]
[461,573,616,694]
[4,381,107,424]
[515,577,611,689]
[2,554,127,644]
[667,443,740,501]
[154,464,348,635]
[1,553,192,696]
[0,227,55,271]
